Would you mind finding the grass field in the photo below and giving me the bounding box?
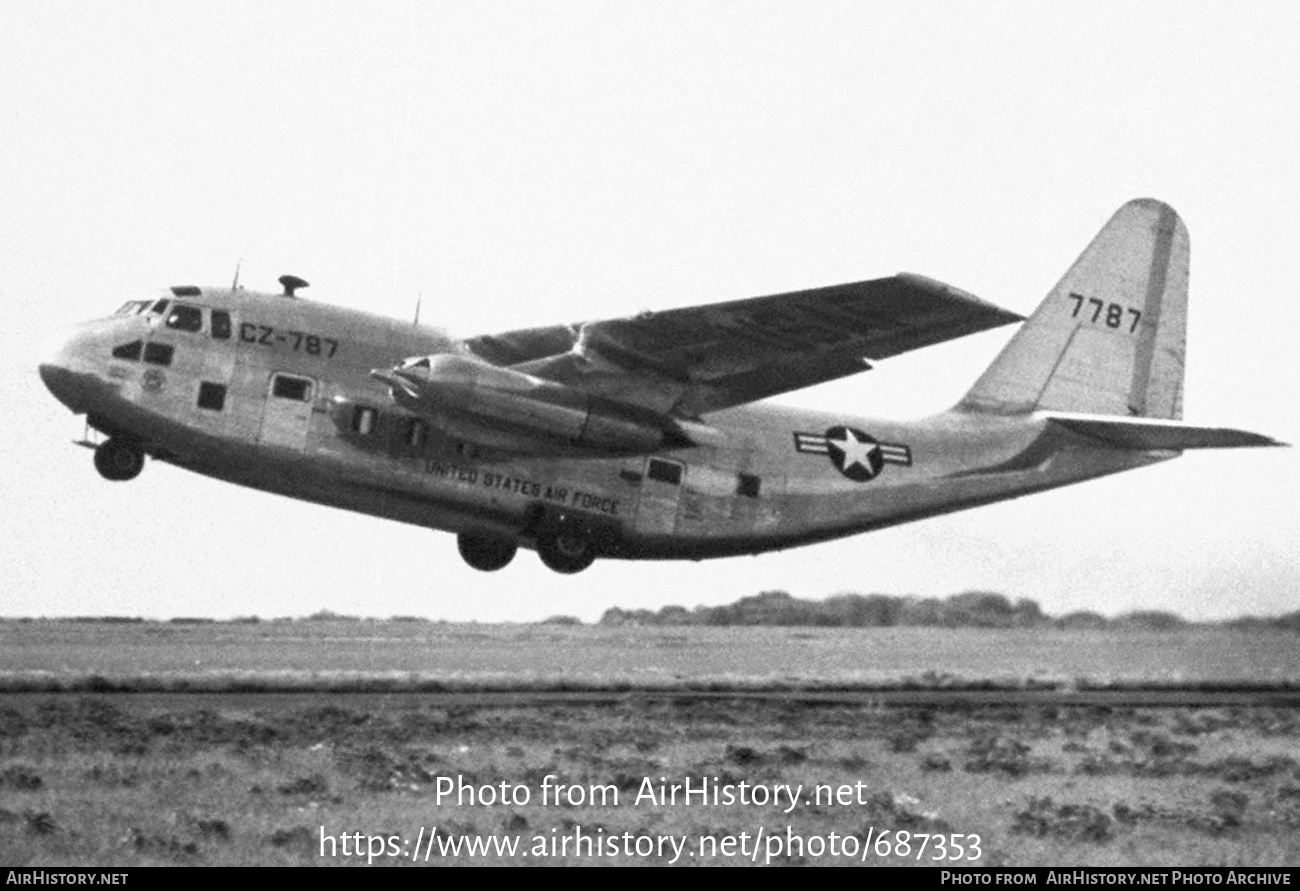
[3,621,1300,688]
[1,622,1298,867]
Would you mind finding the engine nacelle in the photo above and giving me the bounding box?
[373,353,701,456]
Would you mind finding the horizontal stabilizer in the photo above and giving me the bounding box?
[1045,412,1287,450]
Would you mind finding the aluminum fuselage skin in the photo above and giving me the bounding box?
[41,287,1168,561]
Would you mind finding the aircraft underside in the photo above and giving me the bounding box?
[71,384,1172,574]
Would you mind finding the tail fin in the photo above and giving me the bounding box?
[960,199,1188,419]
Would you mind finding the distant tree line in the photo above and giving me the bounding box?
[5,592,1298,630]
[598,590,1300,631]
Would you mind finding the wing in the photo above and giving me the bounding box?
[462,273,1022,417]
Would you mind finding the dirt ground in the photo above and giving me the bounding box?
[2,693,1299,866]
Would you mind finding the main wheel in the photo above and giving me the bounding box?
[457,533,517,572]
[538,530,596,574]
[93,438,144,482]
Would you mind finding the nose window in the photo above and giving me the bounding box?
[143,342,174,366]
[111,341,143,361]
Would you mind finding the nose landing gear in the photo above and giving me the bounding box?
[93,438,145,482]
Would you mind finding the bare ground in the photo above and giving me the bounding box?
[2,693,1299,866]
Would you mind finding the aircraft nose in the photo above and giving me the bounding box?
[39,327,94,412]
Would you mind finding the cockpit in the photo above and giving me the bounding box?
[114,298,161,316]
[112,296,232,340]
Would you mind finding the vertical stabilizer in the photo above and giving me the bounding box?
[960,199,1188,419]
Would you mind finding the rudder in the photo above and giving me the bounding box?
[960,199,1188,419]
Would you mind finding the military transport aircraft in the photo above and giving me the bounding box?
[39,199,1283,574]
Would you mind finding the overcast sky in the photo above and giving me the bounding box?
[2,2,1296,622]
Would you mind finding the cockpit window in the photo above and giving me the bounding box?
[115,300,152,316]
[149,298,170,316]
[111,341,143,361]
[211,310,232,340]
[402,357,431,369]
[165,304,203,333]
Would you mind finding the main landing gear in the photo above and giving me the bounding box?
[457,533,518,572]
[456,506,606,575]
[93,437,144,482]
[455,527,598,575]
[537,528,596,574]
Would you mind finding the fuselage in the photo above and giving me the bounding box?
[40,285,1166,566]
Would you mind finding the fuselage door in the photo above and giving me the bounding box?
[634,457,685,536]
[259,373,316,452]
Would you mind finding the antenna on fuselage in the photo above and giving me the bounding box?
[231,259,242,291]
[278,275,309,298]
[413,291,422,327]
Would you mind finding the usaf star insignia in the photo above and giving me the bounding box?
[793,425,912,482]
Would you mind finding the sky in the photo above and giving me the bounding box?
[1,2,1296,622]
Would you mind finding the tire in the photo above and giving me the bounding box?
[93,438,144,482]
[457,533,517,572]
[538,530,596,574]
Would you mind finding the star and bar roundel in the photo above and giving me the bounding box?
[793,426,912,482]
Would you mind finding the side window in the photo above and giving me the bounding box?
[647,458,683,485]
[197,382,226,412]
[111,341,143,361]
[736,473,761,498]
[404,418,428,448]
[351,406,378,435]
[270,374,313,402]
[143,342,174,366]
[165,304,203,333]
[211,310,232,340]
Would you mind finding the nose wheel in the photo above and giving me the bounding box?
[93,438,144,482]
